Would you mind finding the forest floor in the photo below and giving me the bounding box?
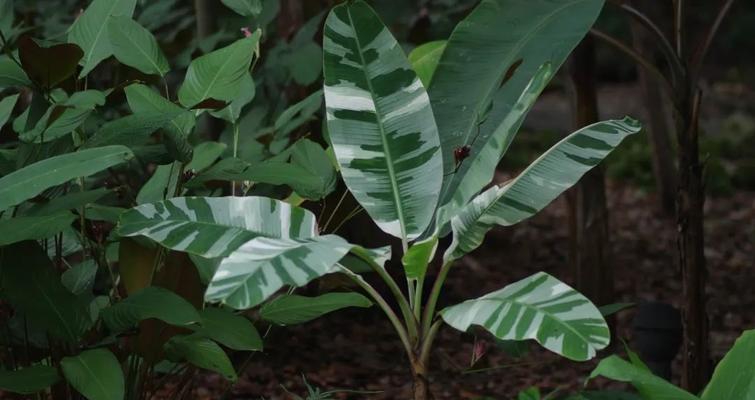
[182,183,754,400]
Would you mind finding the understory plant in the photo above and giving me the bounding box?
[109,0,641,399]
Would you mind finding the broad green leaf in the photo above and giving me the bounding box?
[589,356,698,400]
[408,41,445,87]
[598,302,634,317]
[164,335,237,381]
[0,211,75,246]
[0,241,90,343]
[209,72,255,123]
[118,196,318,258]
[205,235,353,309]
[323,0,443,241]
[0,55,30,89]
[446,118,641,260]
[0,0,12,38]
[68,0,138,77]
[191,308,263,351]
[178,32,261,108]
[0,93,19,129]
[100,286,201,333]
[0,364,60,395]
[124,83,195,162]
[189,254,220,285]
[25,188,110,216]
[19,104,92,143]
[108,16,169,76]
[221,0,262,17]
[0,145,133,211]
[401,235,437,280]
[62,260,98,295]
[430,0,604,211]
[436,63,553,231]
[83,111,184,149]
[702,330,755,400]
[61,349,124,400]
[285,42,323,86]
[186,142,226,172]
[441,272,609,361]
[260,292,372,325]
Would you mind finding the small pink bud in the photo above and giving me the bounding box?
[241,27,252,38]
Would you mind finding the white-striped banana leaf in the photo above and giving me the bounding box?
[204,234,353,309]
[323,0,443,241]
[445,118,641,261]
[429,0,604,216]
[117,196,317,258]
[441,272,609,361]
[436,63,553,232]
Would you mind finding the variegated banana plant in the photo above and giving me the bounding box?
[117,0,640,398]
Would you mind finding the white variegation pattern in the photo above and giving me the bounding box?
[323,0,442,241]
[446,117,641,260]
[118,196,317,258]
[205,235,353,309]
[442,272,609,361]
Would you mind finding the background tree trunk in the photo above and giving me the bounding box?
[568,36,613,308]
[629,2,677,215]
[193,0,224,141]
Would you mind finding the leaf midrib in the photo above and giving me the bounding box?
[79,0,124,73]
[345,6,409,242]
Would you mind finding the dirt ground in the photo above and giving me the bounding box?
[179,183,754,400]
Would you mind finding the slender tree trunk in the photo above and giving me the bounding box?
[675,88,709,392]
[630,1,677,215]
[568,36,613,307]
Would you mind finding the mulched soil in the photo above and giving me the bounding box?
[186,183,754,400]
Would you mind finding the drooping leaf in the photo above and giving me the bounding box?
[61,260,99,295]
[205,235,353,309]
[598,302,635,317]
[19,103,93,143]
[221,0,262,17]
[100,286,201,333]
[68,0,138,77]
[408,40,446,87]
[323,0,443,241]
[107,16,169,76]
[429,0,604,211]
[118,196,318,258]
[0,364,60,395]
[186,142,226,172]
[124,83,195,162]
[588,356,698,400]
[18,36,83,88]
[702,330,755,400]
[61,349,124,400]
[0,145,133,211]
[164,335,237,381]
[0,241,90,344]
[436,63,553,231]
[260,292,372,325]
[25,188,110,216]
[178,32,261,108]
[0,93,19,129]
[191,308,263,351]
[401,235,437,280]
[209,72,255,123]
[0,211,75,246]
[82,111,183,149]
[445,118,641,260]
[441,272,610,361]
[338,245,392,274]
[136,162,178,204]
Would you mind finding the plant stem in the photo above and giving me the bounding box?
[342,268,413,357]
[322,189,348,232]
[231,123,240,196]
[419,318,442,366]
[421,259,453,338]
[351,247,418,341]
